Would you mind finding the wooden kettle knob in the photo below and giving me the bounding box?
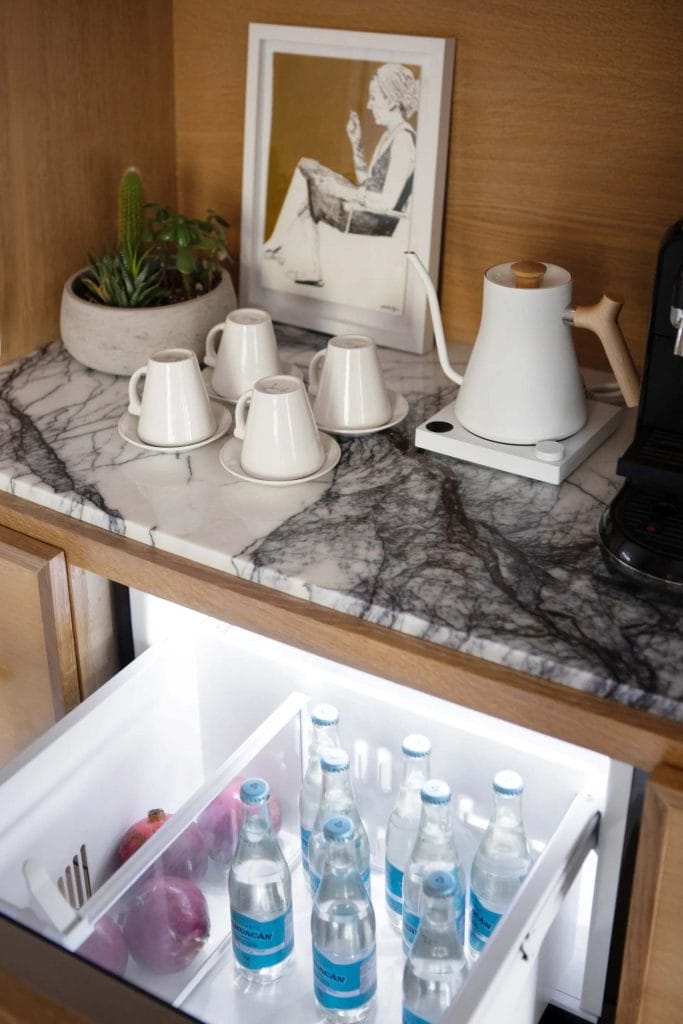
[511,260,547,289]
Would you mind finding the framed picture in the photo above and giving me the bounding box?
[240,24,455,354]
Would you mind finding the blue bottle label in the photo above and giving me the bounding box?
[403,1008,431,1024]
[454,878,466,948]
[230,906,294,970]
[385,858,404,915]
[470,890,503,953]
[301,825,311,872]
[313,946,377,1010]
[362,867,371,899]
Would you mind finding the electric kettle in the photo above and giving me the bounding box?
[407,253,640,445]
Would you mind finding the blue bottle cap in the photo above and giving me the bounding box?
[240,778,270,804]
[311,703,339,727]
[323,815,354,842]
[402,734,431,758]
[320,748,350,773]
[423,869,457,899]
[421,779,451,804]
[493,770,523,796]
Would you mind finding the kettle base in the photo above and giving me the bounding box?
[415,399,621,485]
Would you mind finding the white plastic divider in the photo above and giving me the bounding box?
[448,792,600,1024]
[24,691,309,951]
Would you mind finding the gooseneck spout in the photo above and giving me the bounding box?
[406,251,464,386]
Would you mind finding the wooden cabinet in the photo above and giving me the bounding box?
[0,492,681,1021]
[0,970,89,1024]
[616,764,683,1024]
[0,524,120,769]
[0,525,79,767]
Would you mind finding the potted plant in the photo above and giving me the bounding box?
[60,167,237,376]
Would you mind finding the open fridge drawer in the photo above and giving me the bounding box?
[0,619,632,1024]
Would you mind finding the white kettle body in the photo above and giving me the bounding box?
[406,252,640,446]
[456,262,585,444]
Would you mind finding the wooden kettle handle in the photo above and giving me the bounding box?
[570,295,640,407]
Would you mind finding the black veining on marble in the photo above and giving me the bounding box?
[238,386,683,720]
[0,346,125,533]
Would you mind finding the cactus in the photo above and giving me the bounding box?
[79,166,230,307]
[117,166,145,253]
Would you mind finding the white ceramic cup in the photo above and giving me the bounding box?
[308,334,392,430]
[204,308,281,400]
[233,375,325,480]
[128,348,216,447]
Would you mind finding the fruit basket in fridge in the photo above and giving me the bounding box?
[0,619,633,1023]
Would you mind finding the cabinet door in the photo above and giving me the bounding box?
[616,763,683,1024]
[0,525,79,767]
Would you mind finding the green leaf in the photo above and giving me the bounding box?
[175,246,194,275]
[175,225,191,248]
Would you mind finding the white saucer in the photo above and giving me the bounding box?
[202,362,304,403]
[118,401,232,453]
[314,390,409,436]
[219,432,341,486]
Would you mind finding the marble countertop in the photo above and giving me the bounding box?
[1,326,682,723]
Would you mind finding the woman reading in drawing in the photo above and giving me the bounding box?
[263,63,419,288]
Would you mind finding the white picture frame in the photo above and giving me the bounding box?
[240,24,455,354]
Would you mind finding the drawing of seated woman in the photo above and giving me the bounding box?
[263,63,419,287]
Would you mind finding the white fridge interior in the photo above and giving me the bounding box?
[0,596,633,1024]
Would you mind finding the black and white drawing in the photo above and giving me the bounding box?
[240,26,455,354]
[262,63,419,305]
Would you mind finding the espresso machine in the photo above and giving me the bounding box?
[599,219,683,589]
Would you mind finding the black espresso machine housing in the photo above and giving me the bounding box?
[600,218,683,588]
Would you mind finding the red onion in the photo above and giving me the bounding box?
[121,875,210,974]
[77,914,128,976]
[117,809,208,882]
[196,776,282,864]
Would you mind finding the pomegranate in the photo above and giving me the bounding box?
[117,809,208,882]
[121,875,210,975]
[196,776,282,865]
[76,914,128,976]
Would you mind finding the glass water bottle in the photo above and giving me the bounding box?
[469,769,532,960]
[228,778,294,982]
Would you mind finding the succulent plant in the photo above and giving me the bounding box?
[81,247,163,308]
[77,167,230,308]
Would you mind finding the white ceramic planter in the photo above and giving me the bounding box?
[60,268,237,376]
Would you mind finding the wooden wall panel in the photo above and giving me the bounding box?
[0,0,177,364]
[172,0,683,369]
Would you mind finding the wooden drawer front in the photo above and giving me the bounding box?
[0,525,79,767]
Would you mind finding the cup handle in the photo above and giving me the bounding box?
[204,324,223,367]
[308,349,326,396]
[233,390,253,441]
[128,366,147,416]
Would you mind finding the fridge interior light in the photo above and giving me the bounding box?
[0,614,632,1023]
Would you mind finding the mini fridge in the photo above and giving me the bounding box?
[0,596,634,1024]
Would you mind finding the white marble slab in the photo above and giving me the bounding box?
[1,326,682,723]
